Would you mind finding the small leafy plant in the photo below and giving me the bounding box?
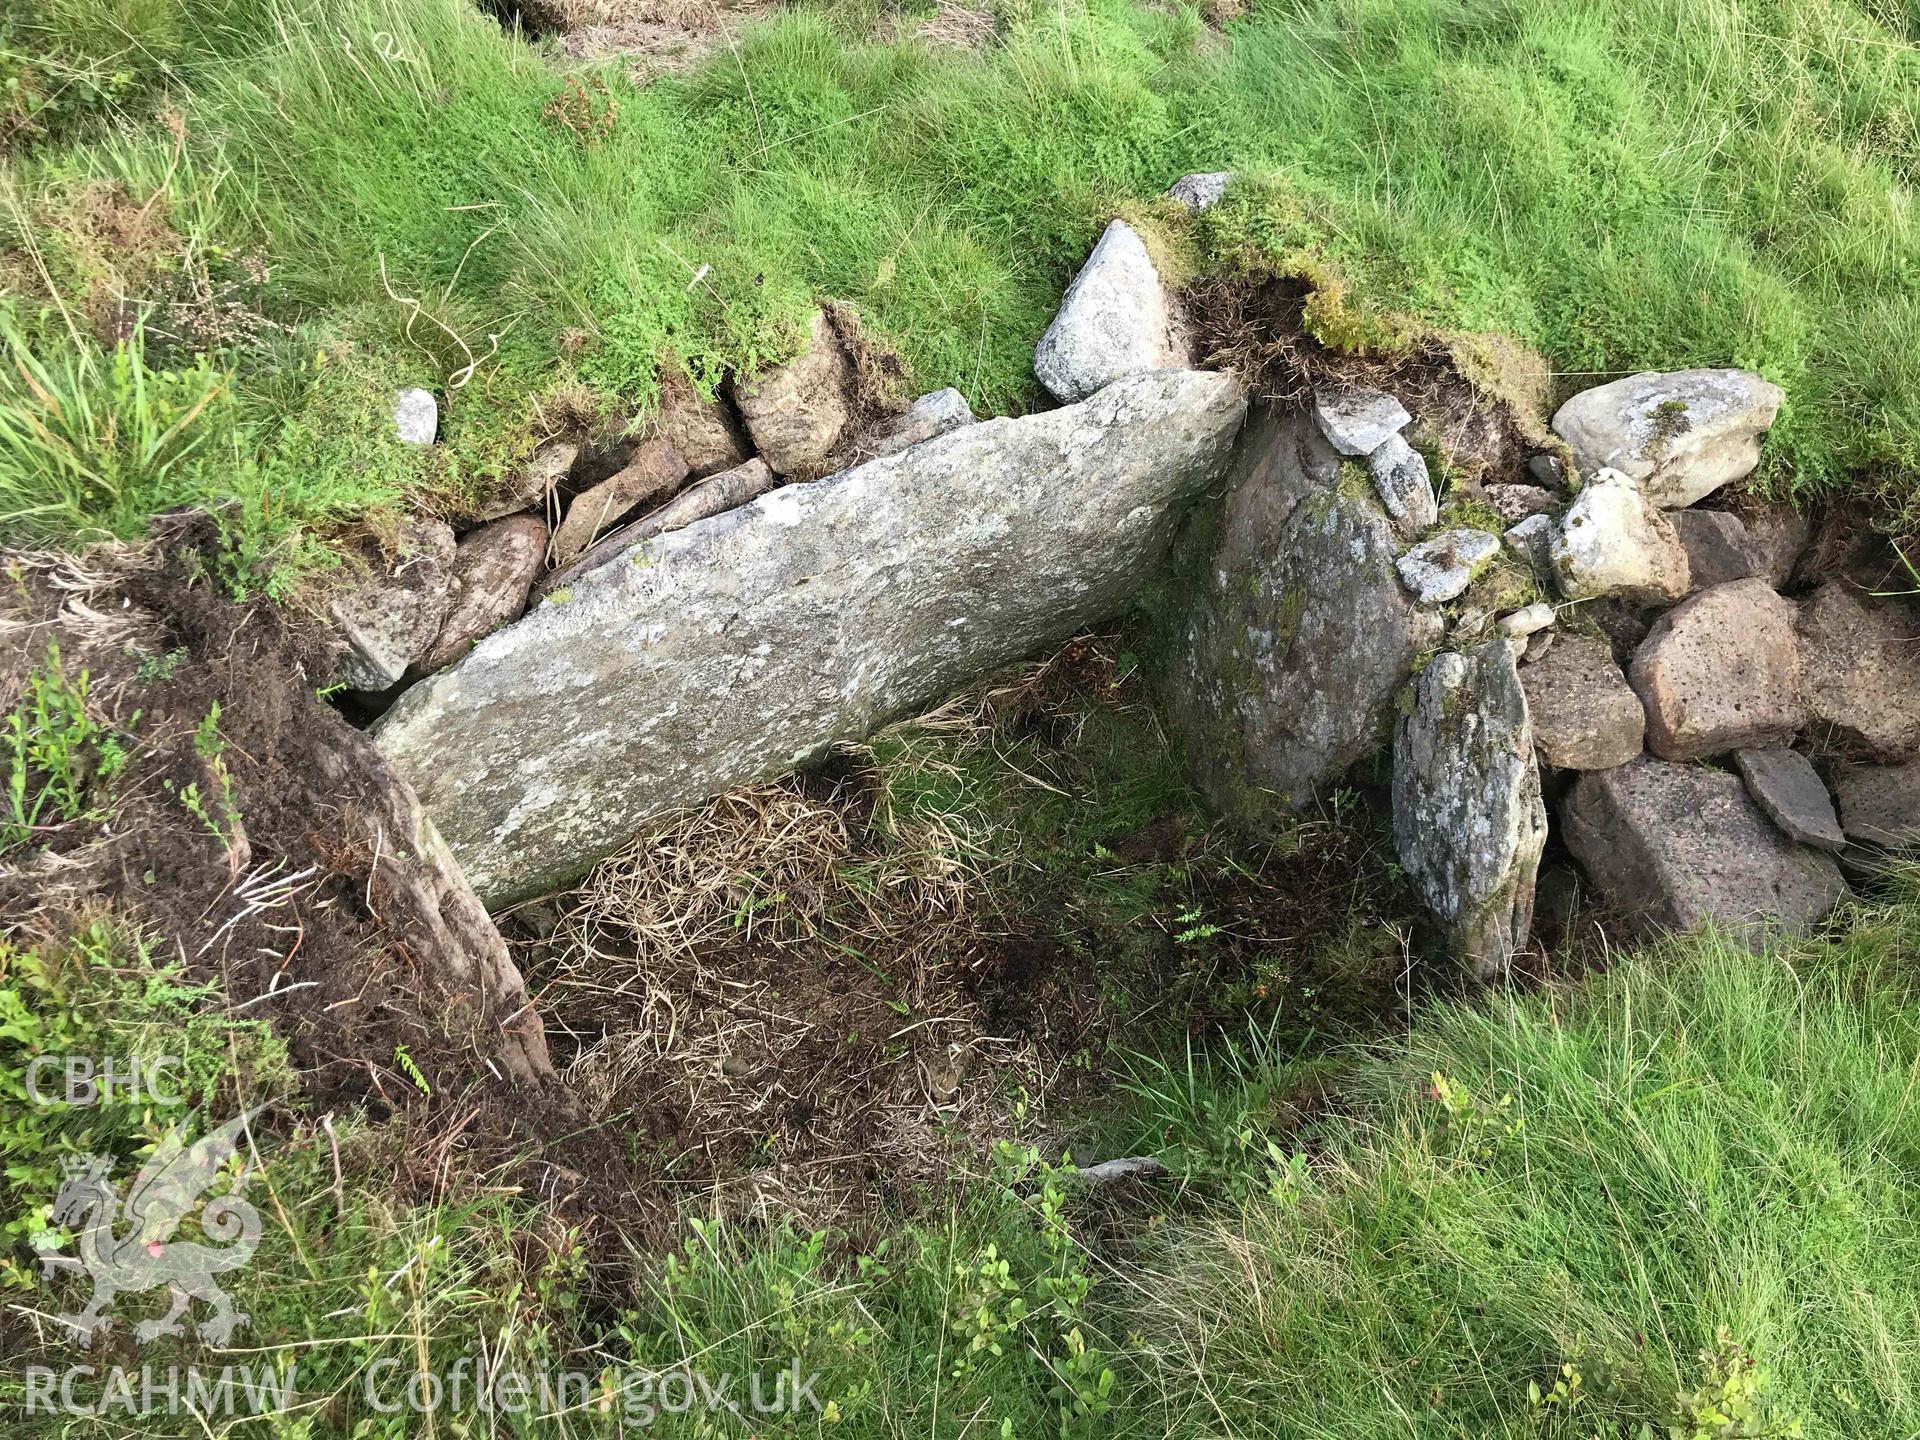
[3,644,129,851]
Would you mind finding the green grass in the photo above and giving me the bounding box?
[8,0,1920,565]
[1125,894,1920,1437]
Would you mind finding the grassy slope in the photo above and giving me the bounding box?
[5,0,1920,566]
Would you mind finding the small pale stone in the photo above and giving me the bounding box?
[1166,171,1233,210]
[1498,602,1555,639]
[1396,529,1500,604]
[1504,513,1555,577]
[394,388,437,446]
[1366,433,1437,535]
[870,388,976,458]
[1732,748,1845,853]
[1313,386,1411,457]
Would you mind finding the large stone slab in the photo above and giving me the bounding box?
[1161,406,1443,818]
[1392,643,1547,980]
[1551,369,1784,507]
[1628,579,1806,760]
[377,370,1247,905]
[1560,758,1849,936]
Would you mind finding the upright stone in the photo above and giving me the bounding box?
[1551,369,1784,507]
[1551,469,1689,603]
[376,371,1246,906]
[1162,406,1442,818]
[1034,221,1182,404]
[1560,758,1848,936]
[1392,643,1548,980]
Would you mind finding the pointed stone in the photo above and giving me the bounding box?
[1732,748,1845,853]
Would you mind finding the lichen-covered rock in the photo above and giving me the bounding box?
[1550,469,1689,603]
[1561,758,1848,935]
[1629,579,1806,760]
[1392,642,1547,979]
[469,438,578,523]
[330,518,457,692]
[1033,220,1182,404]
[1396,529,1499,604]
[376,370,1246,906]
[736,309,855,475]
[1551,369,1784,507]
[393,387,437,446]
[1162,406,1443,819]
[1829,759,1920,847]
[869,387,975,458]
[1166,171,1233,210]
[550,439,689,566]
[423,516,549,672]
[1796,582,1920,761]
[1671,509,1765,591]
[1519,633,1643,770]
[1497,602,1555,640]
[1366,433,1437,535]
[1733,748,1845,853]
[1313,385,1410,457]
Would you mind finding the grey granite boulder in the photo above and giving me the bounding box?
[1034,220,1183,404]
[1551,369,1784,507]
[1396,529,1499,604]
[330,518,456,692]
[1367,433,1437,535]
[1392,642,1548,979]
[1561,758,1848,936]
[1797,582,1920,761]
[1733,748,1845,853]
[1550,468,1689,603]
[1162,406,1443,818]
[376,370,1246,905]
[1629,579,1806,760]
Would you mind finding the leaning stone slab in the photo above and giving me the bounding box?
[376,370,1247,906]
[1161,406,1442,818]
[1733,748,1845,853]
[1629,578,1806,761]
[423,516,548,673]
[1034,220,1182,404]
[1560,757,1848,936]
[1392,642,1547,979]
[1367,433,1437,536]
[1551,368,1784,507]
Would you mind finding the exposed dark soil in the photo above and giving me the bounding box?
[0,527,624,1216]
